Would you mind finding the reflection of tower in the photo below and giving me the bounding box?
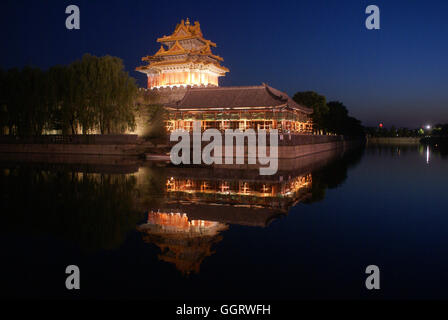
[137,211,228,275]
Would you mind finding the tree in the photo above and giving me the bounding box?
[97,55,137,134]
[73,54,137,134]
[18,67,47,135]
[292,91,328,133]
[2,67,49,136]
[319,100,364,136]
[0,68,7,134]
[433,124,448,137]
[323,101,348,134]
[0,55,138,136]
[47,65,80,134]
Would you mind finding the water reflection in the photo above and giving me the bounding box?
[137,211,227,275]
[3,143,448,298]
[0,147,364,276]
[133,148,364,274]
[165,174,312,209]
[0,167,140,252]
[364,143,447,165]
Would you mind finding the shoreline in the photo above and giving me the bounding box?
[366,137,421,145]
[0,135,364,163]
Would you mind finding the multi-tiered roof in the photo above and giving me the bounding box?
[136,19,229,88]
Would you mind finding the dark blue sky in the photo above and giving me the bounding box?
[1,0,447,127]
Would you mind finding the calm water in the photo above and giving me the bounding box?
[1,144,447,299]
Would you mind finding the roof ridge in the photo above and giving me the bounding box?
[263,85,313,112]
[266,84,289,99]
[167,84,314,114]
[188,85,266,91]
[175,86,193,106]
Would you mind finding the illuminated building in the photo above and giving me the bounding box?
[136,18,229,88]
[165,84,313,133]
[135,19,313,135]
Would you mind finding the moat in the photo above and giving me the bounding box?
[1,144,447,299]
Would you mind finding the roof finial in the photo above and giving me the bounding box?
[186,18,190,26]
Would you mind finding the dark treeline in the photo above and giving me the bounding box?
[421,123,448,155]
[431,123,448,137]
[365,123,448,137]
[0,54,137,136]
[292,91,364,136]
[365,126,424,137]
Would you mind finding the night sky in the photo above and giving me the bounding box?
[1,0,447,128]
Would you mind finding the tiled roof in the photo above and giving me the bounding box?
[167,84,313,114]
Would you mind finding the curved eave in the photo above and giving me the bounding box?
[135,66,149,73]
[157,36,217,47]
[264,84,313,114]
[165,104,312,114]
[166,98,311,115]
[142,55,163,62]
[143,52,223,62]
[208,54,224,62]
[138,60,229,73]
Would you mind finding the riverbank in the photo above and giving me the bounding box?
[367,137,421,145]
[0,134,363,162]
[0,134,145,156]
[147,134,364,162]
[0,143,144,156]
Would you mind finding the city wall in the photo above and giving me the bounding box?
[0,135,362,161]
